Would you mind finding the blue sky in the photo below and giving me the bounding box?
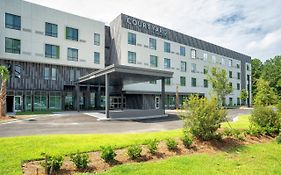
[26,0,281,62]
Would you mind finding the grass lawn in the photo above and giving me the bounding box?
[97,142,281,175]
[15,111,54,115]
[221,115,250,130]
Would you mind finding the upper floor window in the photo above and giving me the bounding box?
[164,58,171,69]
[66,27,78,41]
[76,70,80,80]
[150,55,158,67]
[67,48,78,61]
[228,59,233,67]
[237,72,241,80]
[229,71,233,78]
[180,76,186,86]
[247,64,250,71]
[212,56,216,63]
[164,42,171,53]
[191,49,196,59]
[94,33,100,46]
[149,38,156,50]
[128,51,136,64]
[94,52,100,64]
[5,13,21,30]
[180,46,186,56]
[5,37,20,54]
[165,78,171,85]
[45,22,58,37]
[181,61,187,72]
[203,53,208,61]
[237,83,240,90]
[191,63,196,73]
[44,67,50,80]
[51,68,57,80]
[237,63,240,69]
[203,66,208,74]
[45,44,60,59]
[204,79,208,88]
[191,78,197,87]
[128,32,136,45]
[221,58,225,65]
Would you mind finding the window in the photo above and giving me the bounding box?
[229,71,233,78]
[181,61,187,72]
[70,69,75,81]
[150,55,158,67]
[191,63,196,73]
[229,82,233,89]
[76,70,80,80]
[94,52,100,64]
[247,74,250,81]
[164,42,171,53]
[237,72,241,80]
[14,65,21,79]
[237,63,240,69]
[66,27,78,41]
[191,49,196,59]
[229,97,233,106]
[237,98,241,105]
[149,80,157,84]
[128,51,136,64]
[5,37,20,54]
[212,56,216,63]
[94,33,100,46]
[180,76,186,86]
[237,83,240,90]
[5,13,21,30]
[203,66,208,74]
[44,67,50,80]
[128,32,136,45]
[45,22,58,37]
[180,46,186,56]
[51,68,57,80]
[149,38,156,50]
[204,79,208,88]
[67,48,78,61]
[191,78,197,87]
[203,53,208,61]
[164,58,171,69]
[45,44,60,59]
[221,58,225,65]
[49,95,61,110]
[228,59,233,67]
[165,78,171,85]
[247,64,250,71]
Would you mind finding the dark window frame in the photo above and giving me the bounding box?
[5,13,21,30]
[66,27,78,41]
[45,22,58,37]
[5,37,21,54]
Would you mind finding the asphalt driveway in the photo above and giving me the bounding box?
[0,109,251,137]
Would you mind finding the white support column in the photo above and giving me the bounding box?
[161,77,165,114]
[105,74,110,118]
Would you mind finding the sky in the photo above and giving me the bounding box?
[25,0,281,62]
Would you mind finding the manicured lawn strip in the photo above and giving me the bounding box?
[221,114,250,130]
[97,142,281,175]
[15,111,54,115]
[0,130,181,175]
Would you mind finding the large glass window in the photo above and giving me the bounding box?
[49,95,61,110]
[149,38,156,50]
[180,76,186,86]
[204,79,208,88]
[76,70,80,80]
[164,42,171,53]
[128,32,136,45]
[191,78,197,87]
[25,95,32,111]
[164,58,171,69]
[191,63,196,73]
[5,13,21,30]
[45,44,60,59]
[70,69,75,82]
[45,22,58,37]
[44,67,50,80]
[65,92,73,110]
[181,61,187,72]
[191,49,196,59]
[51,68,57,80]
[5,37,20,54]
[165,78,171,85]
[180,46,186,56]
[66,27,78,41]
[67,48,78,61]
[150,55,158,67]
[34,94,47,111]
[94,52,100,64]
[128,51,136,64]
[94,33,100,46]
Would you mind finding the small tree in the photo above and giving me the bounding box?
[254,78,278,106]
[0,66,9,117]
[207,67,232,106]
[239,89,248,105]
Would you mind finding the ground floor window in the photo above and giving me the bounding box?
[90,93,95,109]
[25,95,32,111]
[34,94,47,111]
[49,96,61,110]
[65,92,73,110]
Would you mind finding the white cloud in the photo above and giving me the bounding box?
[25,0,281,61]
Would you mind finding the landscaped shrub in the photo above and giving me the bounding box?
[100,146,116,163]
[180,95,226,140]
[223,128,245,140]
[147,139,159,155]
[127,145,142,159]
[250,106,281,134]
[181,131,193,148]
[70,151,90,169]
[276,134,281,144]
[41,153,64,174]
[166,138,177,150]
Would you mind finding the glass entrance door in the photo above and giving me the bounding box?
[14,96,22,112]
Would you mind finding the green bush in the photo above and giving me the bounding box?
[147,139,159,155]
[180,95,226,140]
[223,128,245,140]
[181,132,193,148]
[41,153,64,174]
[250,106,281,134]
[276,134,281,144]
[70,151,90,169]
[100,146,116,163]
[127,145,142,159]
[166,138,177,150]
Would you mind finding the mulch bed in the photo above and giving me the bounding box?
[22,135,273,175]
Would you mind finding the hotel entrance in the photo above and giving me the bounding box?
[6,96,22,113]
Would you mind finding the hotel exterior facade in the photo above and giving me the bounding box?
[0,0,252,114]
